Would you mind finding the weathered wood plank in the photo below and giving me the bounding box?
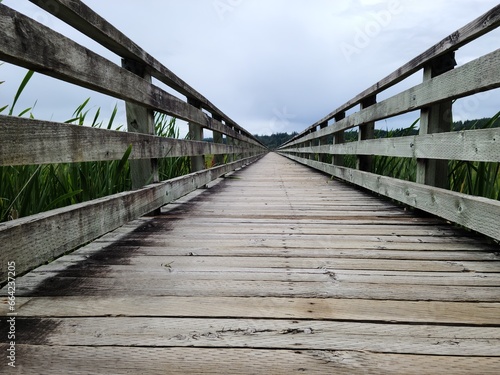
[0,155,262,283]
[281,154,500,241]
[3,345,500,375]
[0,115,255,166]
[20,266,500,286]
[4,317,499,356]
[4,296,500,325]
[9,277,500,301]
[282,48,500,148]
[289,128,500,163]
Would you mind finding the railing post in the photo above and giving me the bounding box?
[416,52,456,188]
[232,128,241,161]
[227,130,234,163]
[309,128,316,160]
[357,96,376,172]
[212,114,224,167]
[319,121,328,163]
[333,112,346,167]
[188,98,205,172]
[122,59,158,189]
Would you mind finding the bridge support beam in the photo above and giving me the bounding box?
[416,52,456,189]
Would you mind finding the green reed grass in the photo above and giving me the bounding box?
[0,69,187,222]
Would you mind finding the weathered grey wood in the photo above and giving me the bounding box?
[280,154,500,241]
[285,5,500,144]
[0,4,262,148]
[287,128,500,163]
[281,48,500,148]
[6,317,500,356]
[416,52,455,188]
[333,112,345,166]
[28,0,258,143]
[5,296,500,325]
[188,98,205,172]
[0,155,262,283]
[357,96,376,172]
[0,115,256,166]
[123,58,158,188]
[3,346,500,375]
[212,114,225,166]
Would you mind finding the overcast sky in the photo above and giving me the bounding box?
[2,0,499,136]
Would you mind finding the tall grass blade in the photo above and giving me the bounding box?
[9,70,34,116]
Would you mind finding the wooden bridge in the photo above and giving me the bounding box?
[1,1,499,374]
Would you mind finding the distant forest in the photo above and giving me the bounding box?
[251,117,498,150]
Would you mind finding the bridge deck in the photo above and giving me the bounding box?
[2,153,500,374]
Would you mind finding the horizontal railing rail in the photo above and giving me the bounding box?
[0,1,266,283]
[279,5,500,243]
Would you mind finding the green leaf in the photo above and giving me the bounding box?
[107,104,118,130]
[112,145,132,189]
[17,107,32,117]
[46,190,83,210]
[9,70,34,116]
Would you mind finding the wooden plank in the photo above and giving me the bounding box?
[8,276,500,301]
[289,128,500,163]
[282,48,500,148]
[285,5,500,144]
[4,296,500,325]
[3,345,499,375]
[280,154,500,241]
[0,4,262,147]
[20,265,500,286]
[0,155,262,283]
[74,247,498,261]
[4,317,500,356]
[28,0,258,142]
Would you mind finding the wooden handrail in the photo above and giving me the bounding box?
[279,6,500,242]
[284,5,500,146]
[29,0,258,143]
[0,1,266,284]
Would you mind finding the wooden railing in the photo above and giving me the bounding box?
[0,0,267,283]
[279,5,500,243]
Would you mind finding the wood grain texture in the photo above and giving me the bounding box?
[0,115,258,166]
[2,345,500,375]
[288,127,500,163]
[4,296,500,325]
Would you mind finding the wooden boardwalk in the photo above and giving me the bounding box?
[2,153,500,374]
